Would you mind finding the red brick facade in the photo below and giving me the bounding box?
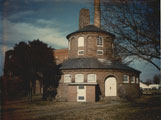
[86,85,96,102]
[56,69,140,102]
[68,32,114,60]
[53,48,68,64]
[67,86,77,102]
[67,85,96,102]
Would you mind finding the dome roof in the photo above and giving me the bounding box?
[66,25,115,39]
[59,57,141,74]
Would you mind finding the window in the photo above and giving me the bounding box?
[78,50,84,55]
[136,77,139,83]
[9,55,12,59]
[112,44,114,49]
[97,50,103,55]
[87,74,96,82]
[78,37,84,47]
[123,75,129,83]
[75,74,84,82]
[130,76,135,83]
[97,36,103,47]
[78,85,84,89]
[64,74,72,83]
[78,96,84,100]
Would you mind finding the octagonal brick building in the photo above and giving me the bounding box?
[56,0,141,102]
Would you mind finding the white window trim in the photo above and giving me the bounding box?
[130,76,135,83]
[75,74,84,83]
[136,77,139,83]
[87,74,97,83]
[97,36,103,47]
[64,74,72,83]
[112,43,114,49]
[123,75,129,83]
[78,37,84,47]
[77,86,86,102]
[97,50,104,55]
[78,50,84,55]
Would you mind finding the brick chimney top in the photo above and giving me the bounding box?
[94,0,101,28]
[79,8,90,29]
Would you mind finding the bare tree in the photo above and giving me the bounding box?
[145,79,152,85]
[101,0,160,70]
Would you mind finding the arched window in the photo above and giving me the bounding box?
[87,74,96,82]
[97,36,103,47]
[64,74,72,83]
[136,77,139,83]
[75,74,84,82]
[78,37,84,47]
[123,75,129,83]
[130,76,135,83]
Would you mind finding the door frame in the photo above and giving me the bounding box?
[105,76,117,96]
[77,85,86,102]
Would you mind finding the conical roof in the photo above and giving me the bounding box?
[60,57,141,74]
[66,25,115,39]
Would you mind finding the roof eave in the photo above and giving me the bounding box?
[66,31,115,39]
[60,67,141,74]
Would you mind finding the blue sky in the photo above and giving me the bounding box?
[0,0,160,81]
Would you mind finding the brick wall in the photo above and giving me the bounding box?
[68,32,114,59]
[67,86,77,102]
[53,48,68,65]
[86,86,96,102]
[79,9,90,29]
[56,69,140,101]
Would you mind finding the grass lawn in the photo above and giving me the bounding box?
[1,95,161,120]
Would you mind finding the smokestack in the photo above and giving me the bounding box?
[79,8,90,29]
[94,0,101,28]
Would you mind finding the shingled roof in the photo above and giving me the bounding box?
[66,25,115,39]
[60,57,141,74]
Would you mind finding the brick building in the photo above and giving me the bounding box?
[3,0,141,102]
[55,0,141,102]
[53,48,68,65]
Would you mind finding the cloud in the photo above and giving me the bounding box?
[7,10,35,20]
[2,19,68,49]
[1,18,69,75]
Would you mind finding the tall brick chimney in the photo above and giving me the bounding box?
[79,8,90,29]
[94,0,101,27]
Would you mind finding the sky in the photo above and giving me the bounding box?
[0,0,160,82]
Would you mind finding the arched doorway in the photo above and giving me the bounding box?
[105,77,117,96]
